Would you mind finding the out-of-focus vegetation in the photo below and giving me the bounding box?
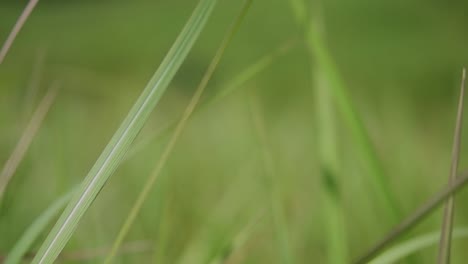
[1,0,468,263]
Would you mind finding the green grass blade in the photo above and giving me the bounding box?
[310,16,348,264]
[4,186,77,264]
[103,1,252,262]
[207,210,264,264]
[438,68,466,263]
[289,0,401,223]
[0,83,59,200]
[305,17,401,222]
[371,228,468,264]
[354,169,468,264]
[288,1,348,262]
[31,1,218,263]
[0,0,39,64]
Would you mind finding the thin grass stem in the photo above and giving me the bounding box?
[0,0,40,64]
[125,38,297,160]
[371,228,468,264]
[0,83,59,200]
[103,1,253,262]
[437,68,466,263]
[354,168,468,264]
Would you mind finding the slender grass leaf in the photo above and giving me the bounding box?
[103,1,252,262]
[289,0,401,223]
[438,68,466,263]
[207,210,264,264]
[32,0,218,263]
[371,228,468,264]
[0,83,59,200]
[305,15,401,222]
[354,169,468,264]
[4,186,77,264]
[288,1,348,262]
[0,0,39,64]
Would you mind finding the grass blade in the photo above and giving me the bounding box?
[438,68,466,263]
[31,1,218,262]
[57,240,152,262]
[354,168,468,264]
[305,17,402,222]
[288,1,348,262]
[289,0,401,223]
[22,48,47,120]
[0,0,39,64]
[103,1,253,262]
[4,187,77,264]
[0,83,59,200]
[310,12,348,264]
[371,228,468,264]
[208,210,264,264]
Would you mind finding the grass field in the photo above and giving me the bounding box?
[1,0,468,263]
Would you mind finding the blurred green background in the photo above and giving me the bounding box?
[1,0,468,263]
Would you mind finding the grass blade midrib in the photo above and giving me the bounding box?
[31,1,218,263]
[438,68,466,263]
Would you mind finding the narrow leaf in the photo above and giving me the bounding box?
[4,187,76,264]
[372,228,468,264]
[0,0,39,64]
[0,83,59,200]
[438,68,466,263]
[354,168,468,264]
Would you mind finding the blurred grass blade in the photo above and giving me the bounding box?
[103,1,252,262]
[208,210,264,264]
[438,68,466,263]
[32,0,218,263]
[22,48,47,120]
[310,9,348,264]
[288,0,348,262]
[4,187,77,264]
[288,0,307,25]
[0,83,59,200]
[371,228,468,264]
[126,38,296,159]
[0,0,39,64]
[175,153,258,264]
[305,15,401,222]
[58,240,152,262]
[248,94,294,264]
[354,169,468,264]
[288,0,401,222]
